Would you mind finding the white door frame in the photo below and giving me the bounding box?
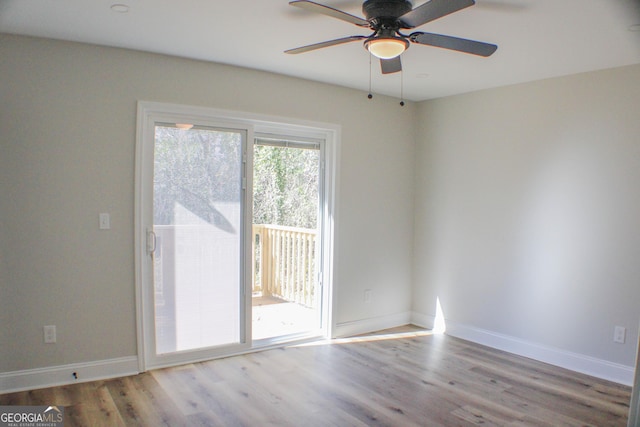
[135,101,339,371]
[135,104,254,370]
[628,320,640,427]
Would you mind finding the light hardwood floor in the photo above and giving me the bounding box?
[0,326,631,426]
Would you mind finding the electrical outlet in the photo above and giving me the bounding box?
[364,289,372,303]
[614,326,626,344]
[44,325,56,343]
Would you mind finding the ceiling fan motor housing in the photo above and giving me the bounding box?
[363,0,413,23]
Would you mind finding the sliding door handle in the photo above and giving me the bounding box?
[146,229,157,255]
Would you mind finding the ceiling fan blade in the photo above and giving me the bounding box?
[289,0,370,27]
[381,56,402,74]
[285,35,367,54]
[399,0,475,29]
[410,32,497,56]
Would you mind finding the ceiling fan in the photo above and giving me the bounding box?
[286,0,497,74]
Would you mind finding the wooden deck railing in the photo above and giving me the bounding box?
[253,224,317,308]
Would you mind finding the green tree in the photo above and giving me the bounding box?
[253,144,319,229]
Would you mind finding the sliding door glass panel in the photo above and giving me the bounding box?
[153,125,244,354]
[252,138,323,341]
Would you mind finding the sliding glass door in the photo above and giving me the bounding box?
[153,124,245,353]
[136,102,336,370]
[137,111,251,369]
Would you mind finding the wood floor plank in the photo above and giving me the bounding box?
[242,350,372,427]
[64,383,126,427]
[451,405,514,426]
[106,376,171,426]
[0,327,631,426]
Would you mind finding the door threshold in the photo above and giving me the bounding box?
[251,331,326,351]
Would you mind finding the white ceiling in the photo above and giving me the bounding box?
[1,0,639,101]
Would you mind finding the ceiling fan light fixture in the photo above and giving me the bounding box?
[365,37,409,59]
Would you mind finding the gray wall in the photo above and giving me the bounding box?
[3,31,638,379]
[413,64,640,367]
[0,34,416,372]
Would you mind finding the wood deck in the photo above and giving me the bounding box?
[252,295,318,340]
[0,326,631,426]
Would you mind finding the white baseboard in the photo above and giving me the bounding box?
[3,316,633,393]
[410,311,634,386]
[334,311,412,338]
[0,356,139,394]
[410,311,435,330]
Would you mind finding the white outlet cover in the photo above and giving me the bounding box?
[364,289,372,303]
[44,325,56,343]
[99,213,110,230]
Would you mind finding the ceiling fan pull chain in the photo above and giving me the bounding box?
[400,69,405,106]
[368,52,373,99]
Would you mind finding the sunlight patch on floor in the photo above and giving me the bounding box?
[294,325,433,347]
